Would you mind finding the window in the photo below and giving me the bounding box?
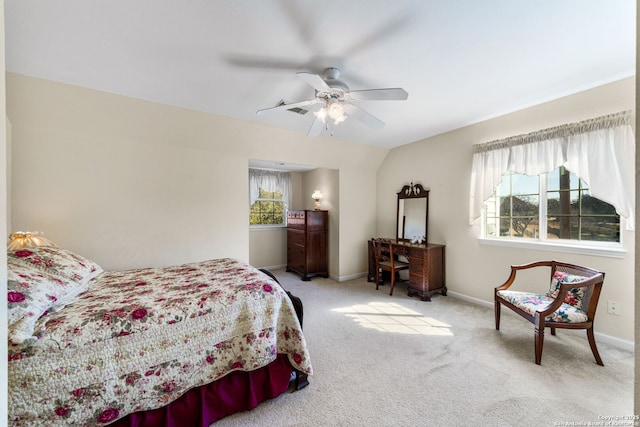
[485,167,620,243]
[249,168,290,226]
[470,110,634,250]
[250,188,285,225]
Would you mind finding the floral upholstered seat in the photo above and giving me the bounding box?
[494,260,605,366]
[495,291,588,323]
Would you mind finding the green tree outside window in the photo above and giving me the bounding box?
[250,188,285,225]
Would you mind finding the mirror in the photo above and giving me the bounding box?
[396,183,429,242]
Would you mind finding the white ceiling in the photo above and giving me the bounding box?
[4,0,636,149]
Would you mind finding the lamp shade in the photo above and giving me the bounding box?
[7,231,57,250]
[312,191,323,210]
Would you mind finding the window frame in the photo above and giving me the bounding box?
[480,169,626,258]
[249,188,288,228]
[249,168,291,228]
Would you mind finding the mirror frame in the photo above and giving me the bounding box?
[396,183,429,242]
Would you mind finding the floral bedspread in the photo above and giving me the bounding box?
[8,258,312,426]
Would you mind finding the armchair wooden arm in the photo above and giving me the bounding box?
[495,260,556,292]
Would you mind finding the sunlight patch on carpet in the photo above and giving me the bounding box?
[331,302,453,335]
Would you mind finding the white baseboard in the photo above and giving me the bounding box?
[447,291,635,352]
[447,290,493,309]
[258,266,366,283]
[593,331,634,352]
[334,272,368,282]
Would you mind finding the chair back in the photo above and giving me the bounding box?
[372,238,394,266]
[550,261,604,319]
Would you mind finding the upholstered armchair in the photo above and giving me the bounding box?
[494,260,605,365]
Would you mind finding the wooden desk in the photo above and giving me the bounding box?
[368,239,446,301]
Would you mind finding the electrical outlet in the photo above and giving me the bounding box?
[607,300,620,315]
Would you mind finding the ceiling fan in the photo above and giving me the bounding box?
[256,67,408,137]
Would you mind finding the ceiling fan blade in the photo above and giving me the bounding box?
[297,72,331,92]
[343,103,385,129]
[348,88,408,101]
[256,99,321,115]
[307,118,325,137]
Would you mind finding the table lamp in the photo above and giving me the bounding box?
[312,190,323,210]
[7,231,57,250]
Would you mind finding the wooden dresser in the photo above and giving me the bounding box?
[286,210,329,281]
[368,240,446,301]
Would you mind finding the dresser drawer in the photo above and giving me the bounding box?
[287,210,306,229]
[287,245,306,271]
[287,230,306,246]
[409,259,424,274]
[409,273,426,288]
[408,248,425,259]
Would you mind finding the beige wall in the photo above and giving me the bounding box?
[6,73,387,280]
[302,168,339,278]
[378,77,635,344]
[248,227,287,269]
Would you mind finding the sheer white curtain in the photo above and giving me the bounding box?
[249,168,291,207]
[469,110,635,230]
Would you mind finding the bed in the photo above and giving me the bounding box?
[7,245,312,426]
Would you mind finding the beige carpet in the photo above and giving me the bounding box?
[215,271,634,427]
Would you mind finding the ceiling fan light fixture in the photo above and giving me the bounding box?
[327,100,346,124]
[314,107,328,123]
[314,99,346,125]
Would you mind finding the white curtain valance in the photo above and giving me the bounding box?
[249,168,291,208]
[469,110,635,230]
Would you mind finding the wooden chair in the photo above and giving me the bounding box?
[372,238,409,296]
[495,260,605,365]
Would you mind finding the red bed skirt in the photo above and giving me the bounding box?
[111,354,294,427]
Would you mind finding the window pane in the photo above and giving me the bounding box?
[547,215,577,239]
[499,217,539,238]
[485,217,499,237]
[581,193,617,215]
[548,191,579,215]
[579,216,620,241]
[547,191,560,215]
[571,174,583,189]
[499,217,510,236]
[496,177,510,196]
[547,166,582,191]
[547,168,560,191]
[512,195,538,217]
[569,190,580,215]
[250,192,285,225]
[249,213,261,225]
[498,196,510,216]
[511,174,538,195]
